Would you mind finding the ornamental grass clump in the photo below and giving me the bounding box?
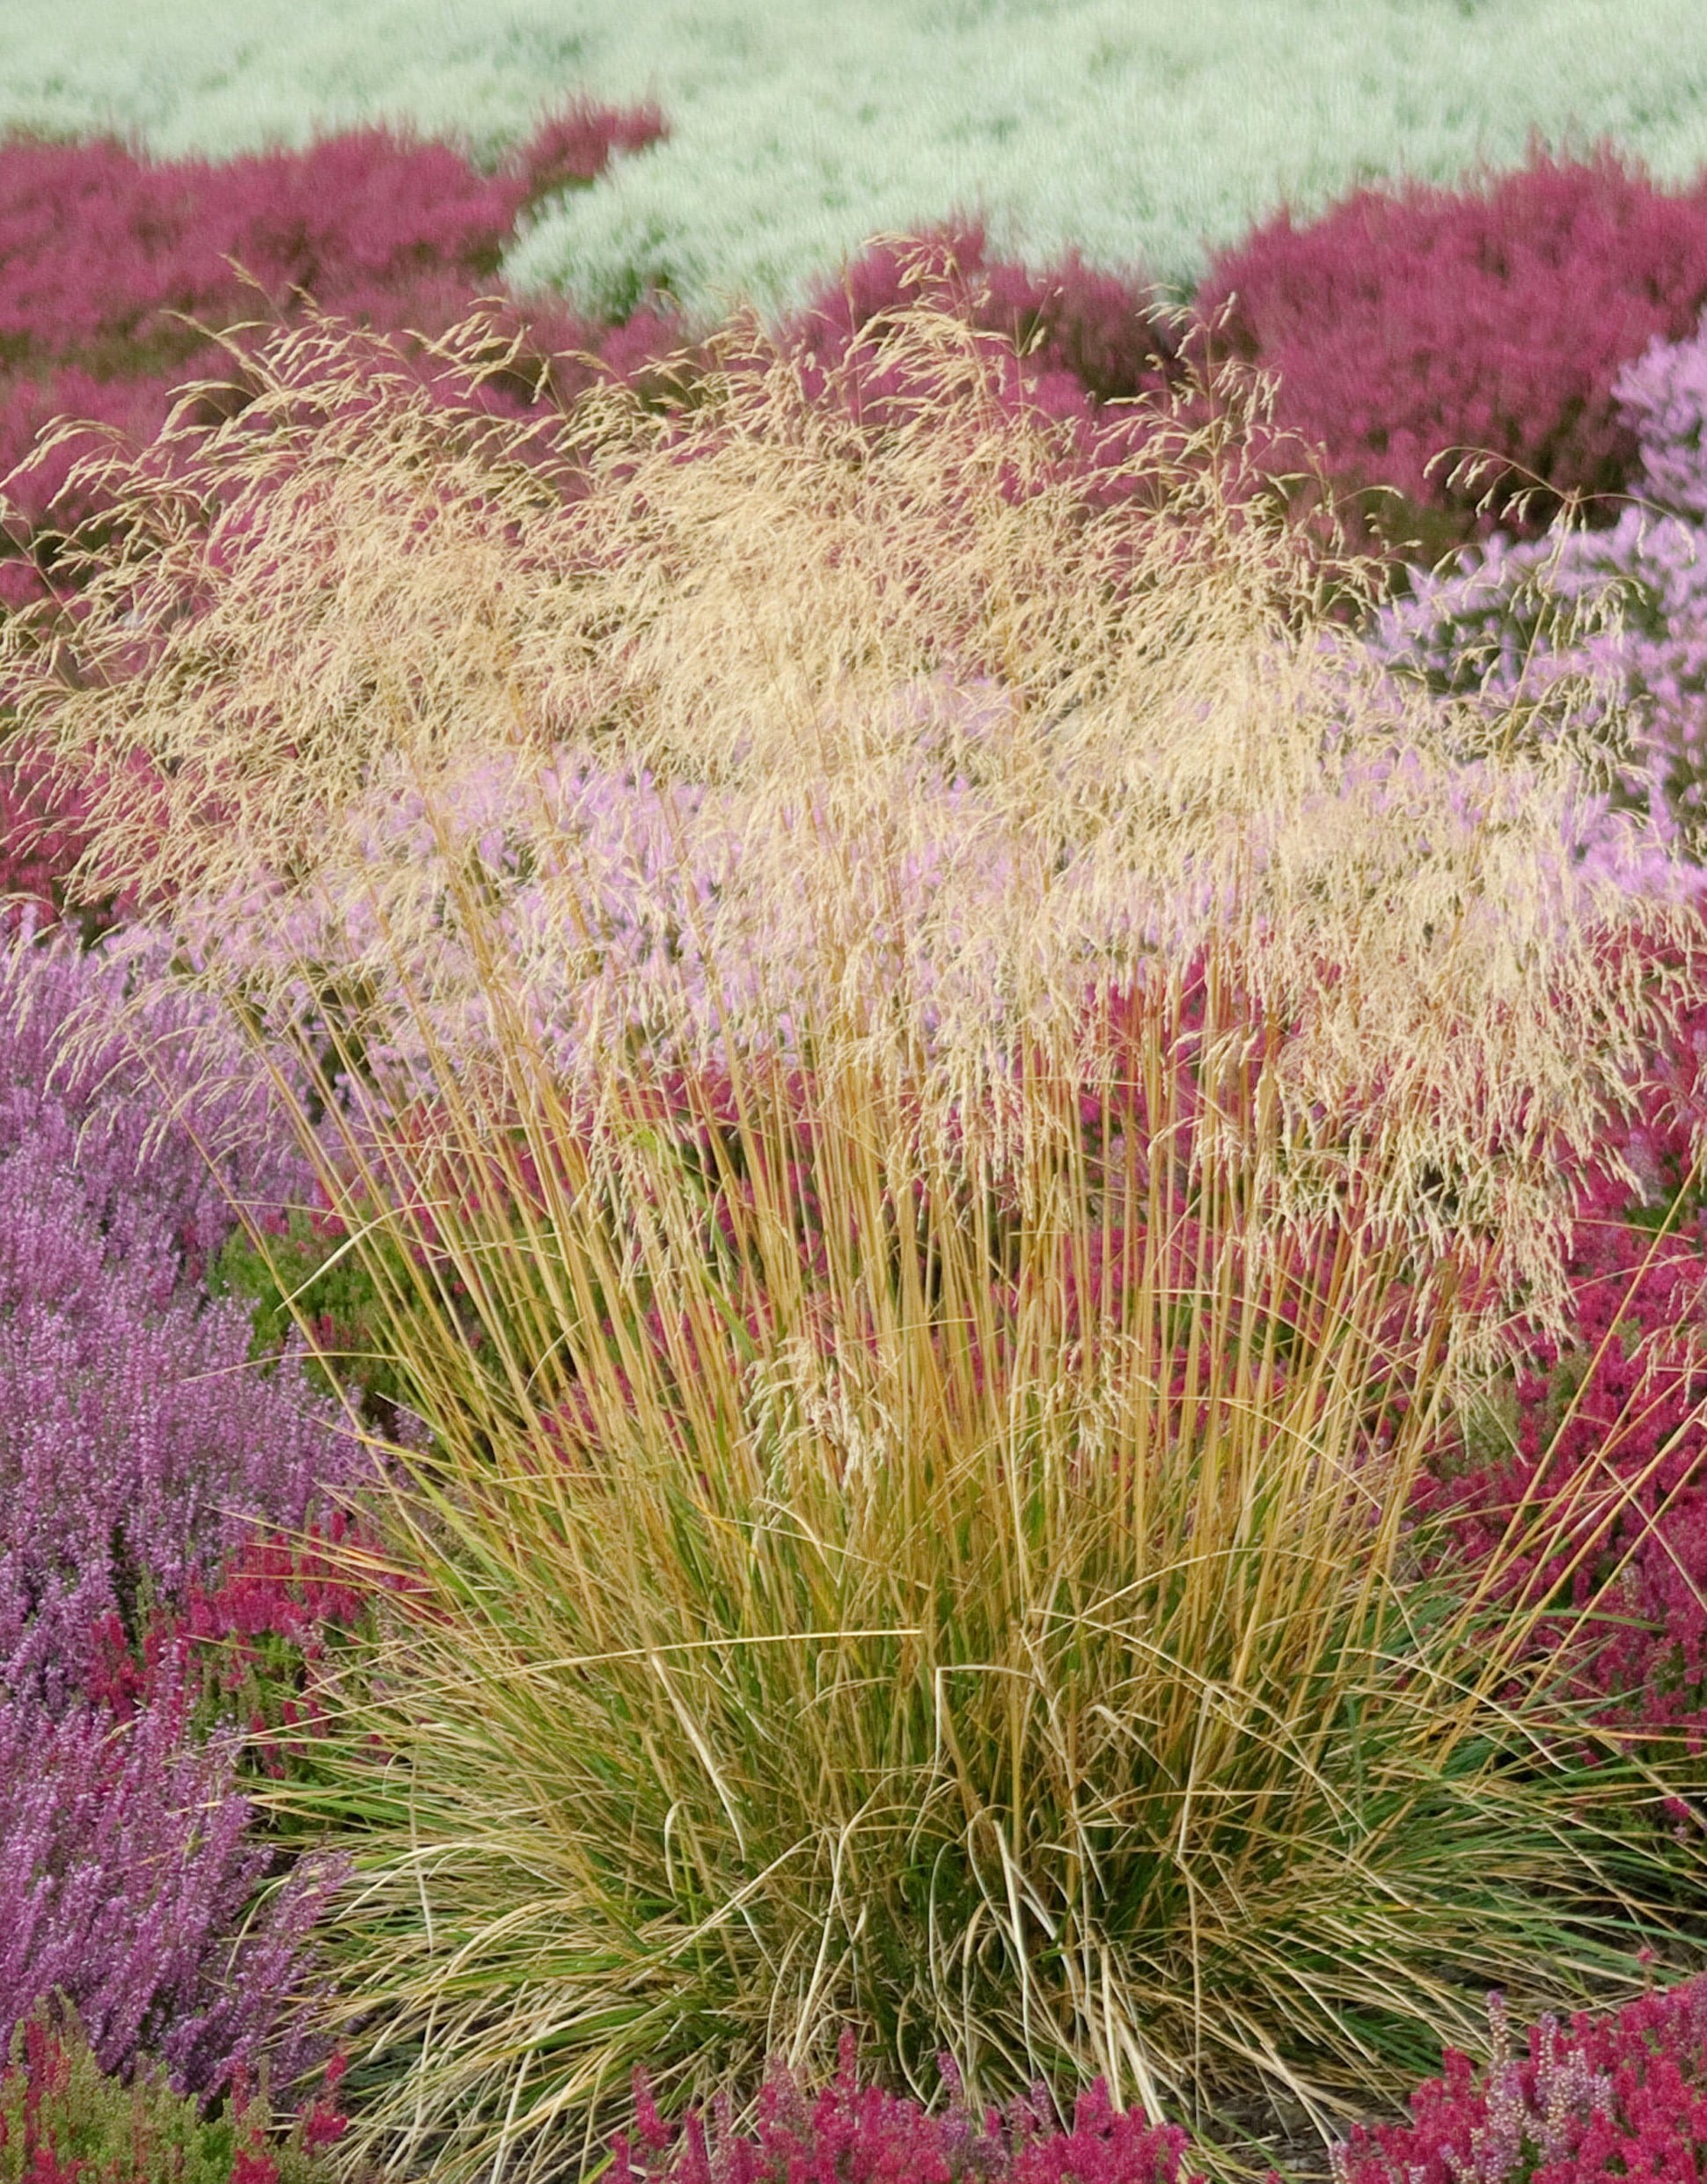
[14,300,1707,2184]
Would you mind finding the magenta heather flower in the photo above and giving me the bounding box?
[610,2035,1198,2184]
[0,105,666,382]
[1189,134,1707,561]
[1413,1175,1707,1750]
[0,2002,353,2184]
[1333,1979,1707,2184]
[1400,912,1707,1753]
[0,101,682,622]
[787,222,1183,411]
[502,95,667,207]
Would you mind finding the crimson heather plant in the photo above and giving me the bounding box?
[0,98,673,605]
[1332,1978,1707,2184]
[1190,135,1707,578]
[788,222,1185,412]
[609,2036,1198,2184]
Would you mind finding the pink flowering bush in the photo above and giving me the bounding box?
[503,98,667,208]
[1333,1979,1707,2184]
[0,1211,356,1709]
[610,2037,1198,2184]
[0,128,504,380]
[1189,136,1707,573]
[0,722,104,930]
[0,920,315,1286]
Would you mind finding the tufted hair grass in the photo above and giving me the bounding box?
[10,299,1707,2184]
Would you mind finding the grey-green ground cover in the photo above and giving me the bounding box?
[4,0,1706,326]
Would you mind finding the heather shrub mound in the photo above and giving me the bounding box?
[163,1514,404,1792]
[788,223,1185,411]
[1418,1162,1707,1759]
[0,125,511,384]
[1189,136,1707,582]
[0,926,372,2104]
[15,301,1707,2184]
[0,99,665,383]
[0,1667,347,2113]
[1332,1978,1707,2184]
[1398,937,1707,1765]
[0,924,358,1573]
[0,99,675,605]
[0,1995,352,2184]
[609,2039,1198,2184]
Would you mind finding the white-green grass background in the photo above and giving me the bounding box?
[4,1,1706,326]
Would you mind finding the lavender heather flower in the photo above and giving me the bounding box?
[0,1235,357,1703]
[0,924,359,2114]
[0,921,364,1697]
[0,1646,346,2109]
[0,920,319,1284]
[1360,304,1707,858]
